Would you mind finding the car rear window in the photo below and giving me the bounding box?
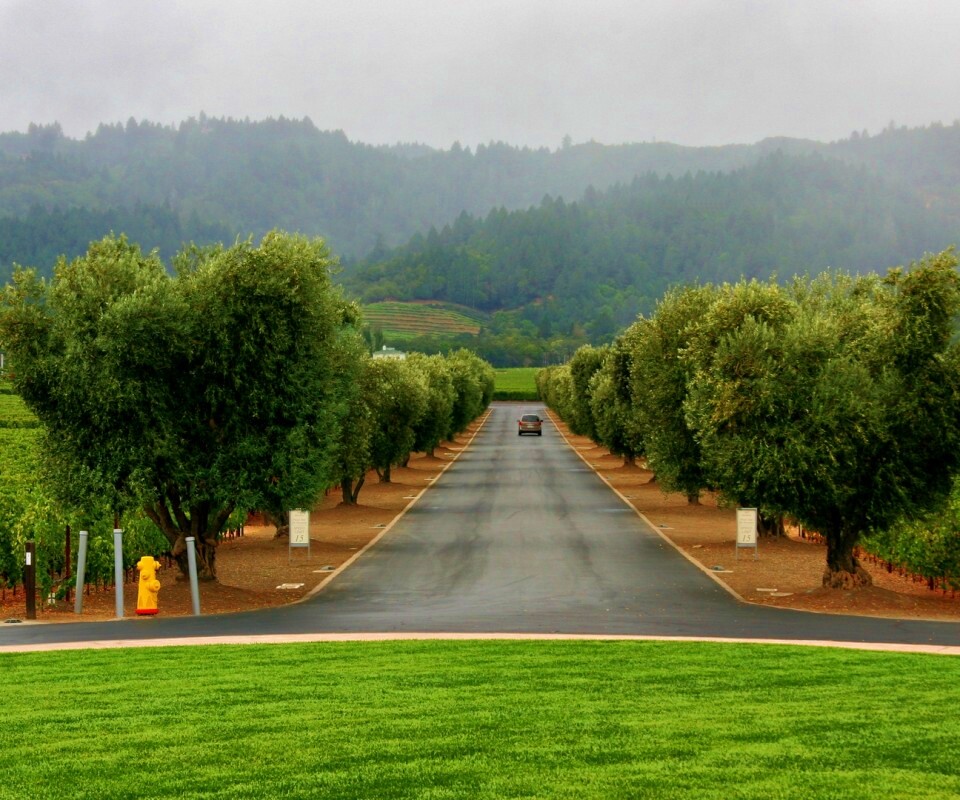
[521,414,541,422]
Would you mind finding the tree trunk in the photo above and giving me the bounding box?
[341,473,366,505]
[379,463,392,483]
[623,454,636,467]
[758,512,785,538]
[341,476,356,505]
[265,510,289,540]
[686,491,700,505]
[144,492,232,581]
[822,528,872,589]
[172,534,218,581]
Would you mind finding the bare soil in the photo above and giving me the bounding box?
[5,412,958,625]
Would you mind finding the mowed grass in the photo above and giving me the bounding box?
[2,640,958,799]
[363,301,484,341]
[494,367,539,394]
[0,391,38,427]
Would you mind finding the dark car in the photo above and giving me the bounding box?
[518,413,543,436]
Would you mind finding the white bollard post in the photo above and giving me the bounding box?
[113,528,124,618]
[185,536,201,616]
[74,531,88,614]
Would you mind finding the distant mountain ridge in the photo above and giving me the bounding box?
[343,150,960,345]
[1,115,959,268]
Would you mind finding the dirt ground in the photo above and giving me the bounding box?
[5,411,959,625]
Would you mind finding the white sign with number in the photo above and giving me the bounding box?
[288,509,311,562]
[289,510,310,545]
[736,508,758,559]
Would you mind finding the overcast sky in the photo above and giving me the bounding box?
[2,0,959,150]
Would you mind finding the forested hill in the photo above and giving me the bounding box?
[342,152,960,342]
[2,115,960,271]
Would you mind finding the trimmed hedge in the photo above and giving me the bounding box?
[492,390,540,401]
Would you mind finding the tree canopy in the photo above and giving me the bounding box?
[0,231,358,579]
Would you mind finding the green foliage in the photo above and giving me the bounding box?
[0,392,38,428]
[566,344,608,439]
[493,367,538,392]
[683,253,960,582]
[446,349,495,436]
[362,301,484,341]
[588,338,644,463]
[334,349,492,499]
[4,119,960,367]
[0,427,42,587]
[324,323,375,506]
[546,251,960,584]
[0,427,165,593]
[4,116,960,267]
[492,367,540,400]
[366,358,429,482]
[537,364,575,422]
[3,641,960,799]
[0,232,357,579]
[0,203,235,278]
[864,476,960,590]
[407,353,455,456]
[345,152,960,349]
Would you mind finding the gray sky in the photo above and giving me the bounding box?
[2,0,958,149]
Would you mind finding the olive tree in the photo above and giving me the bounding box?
[367,358,429,483]
[407,353,455,457]
[330,336,376,506]
[538,364,575,422]
[0,232,355,580]
[627,286,723,502]
[446,349,494,437]
[684,253,960,588]
[588,337,644,466]
[566,345,607,439]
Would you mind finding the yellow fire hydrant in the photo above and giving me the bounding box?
[136,556,162,616]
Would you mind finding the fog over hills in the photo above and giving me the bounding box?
[1,116,958,364]
[1,116,959,263]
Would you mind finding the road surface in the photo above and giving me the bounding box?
[2,403,958,648]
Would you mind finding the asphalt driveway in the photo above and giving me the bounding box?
[2,402,958,648]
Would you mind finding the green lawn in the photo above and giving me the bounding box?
[1,640,958,799]
[494,367,540,400]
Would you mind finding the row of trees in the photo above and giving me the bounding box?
[332,349,494,504]
[539,251,960,588]
[0,232,493,584]
[0,202,234,284]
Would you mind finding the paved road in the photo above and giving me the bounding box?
[2,402,959,648]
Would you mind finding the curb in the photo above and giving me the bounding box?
[3,631,958,656]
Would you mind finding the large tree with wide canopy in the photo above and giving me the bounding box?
[0,232,357,580]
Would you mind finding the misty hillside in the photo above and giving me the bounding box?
[1,115,960,270]
[344,151,960,344]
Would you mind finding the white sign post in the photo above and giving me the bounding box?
[288,509,311,563]
[736,508,758,560]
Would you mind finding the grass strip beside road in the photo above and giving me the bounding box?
[493,367,540,400]
[493,367,539,393]
[2,640,958,799]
